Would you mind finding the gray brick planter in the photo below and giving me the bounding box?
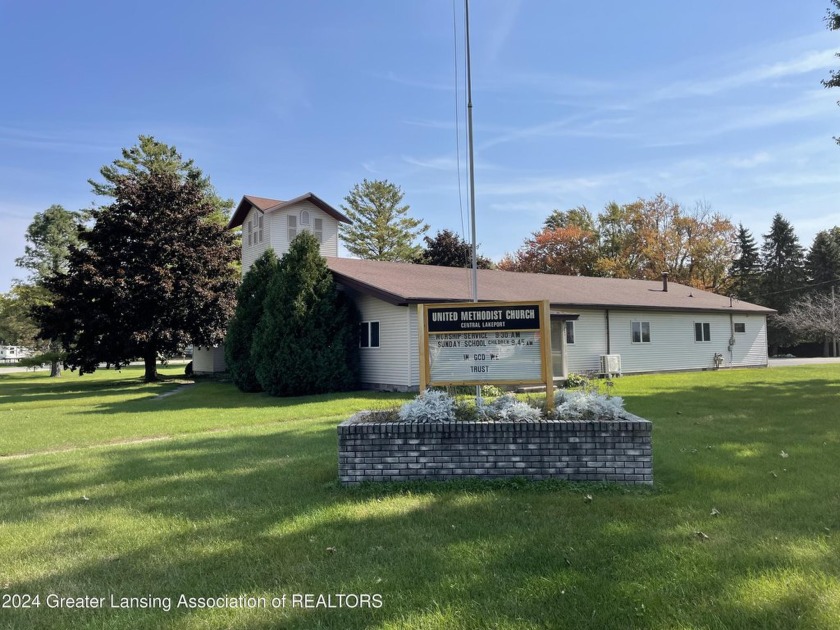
[338,412,652,485]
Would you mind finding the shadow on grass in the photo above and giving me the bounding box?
[2,415,839,629]
[0,368,409,427]
[0,373,187,405]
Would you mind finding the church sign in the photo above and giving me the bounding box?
[418,300,553,408]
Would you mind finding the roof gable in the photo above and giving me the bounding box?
[227,193,351,229]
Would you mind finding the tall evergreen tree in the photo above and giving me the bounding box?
[225,250,279,392]
[39,141,239,382]
[760,214,806,351]
[339,179,428,261]
[806,228,840,288]
[418,229,493,269]
[90,134,234,222]
[252,232,359,396]
[730,224,761,302]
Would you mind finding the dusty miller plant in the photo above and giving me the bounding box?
[398,389,456,423]
[486,394,543,422]
[554,390,626,421]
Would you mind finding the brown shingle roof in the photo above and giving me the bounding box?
[326,258,775,314]
[244,195,284,211]
[227,193,351,229]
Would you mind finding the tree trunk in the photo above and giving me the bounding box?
[48,340,62,377]
[144,346,158,382]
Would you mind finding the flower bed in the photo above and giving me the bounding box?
[337,391,652,486]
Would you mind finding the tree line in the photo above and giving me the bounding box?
[3,135,840,389]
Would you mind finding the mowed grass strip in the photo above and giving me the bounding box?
[0,366,838,629]
[0,366,408,456]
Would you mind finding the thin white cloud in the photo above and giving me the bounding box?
[652,48,837,100]
[0,127,113,153]
[402,154,461,171]
[377,71,453,93]
[728,152,773,169]
[483,0,523,63]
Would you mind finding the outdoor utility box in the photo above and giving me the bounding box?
[600,354,622,377]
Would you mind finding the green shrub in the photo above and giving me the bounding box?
[252,233,359,396]
[225,250,279,392]
[565,372,590,388]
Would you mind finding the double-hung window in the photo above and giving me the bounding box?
[313,217,323,243]
[632,321,651,343]
[359,321,380,348]
[288,215,297,242]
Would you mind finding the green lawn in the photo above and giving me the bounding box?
[1,366,839,629]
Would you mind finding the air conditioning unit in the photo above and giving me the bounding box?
[600,354,622,377]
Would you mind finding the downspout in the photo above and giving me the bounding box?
[605,309,611,354]
[728,312,735,367]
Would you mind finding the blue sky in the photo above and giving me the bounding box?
[1,0,839,292]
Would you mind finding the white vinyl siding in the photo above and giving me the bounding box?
[353,294,412,389]
[730,315,768,367]
[564,309,609,374]
[241,201,340,275]
[609,310,764,373]
[268,201,339,263]
[193,345,227,373]
[241,207,270,273]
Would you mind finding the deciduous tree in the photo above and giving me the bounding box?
[824,0,840,143]
[595,201,648,279]
[14,204,84,376]
[339,179,428,261]
[503,196,736,289]
[15,204,83,280]
[40,140,239,382]
[418,229,493,269]
[775,291,840,356]
[498,225,599,276]
[543,206,596,232]
[252,232,359,396]
[0,285,47,350]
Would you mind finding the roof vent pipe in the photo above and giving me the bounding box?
[661,271,669,292]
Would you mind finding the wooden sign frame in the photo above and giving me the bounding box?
[418,300,554,410]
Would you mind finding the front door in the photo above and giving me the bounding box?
[550,319,565,379]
